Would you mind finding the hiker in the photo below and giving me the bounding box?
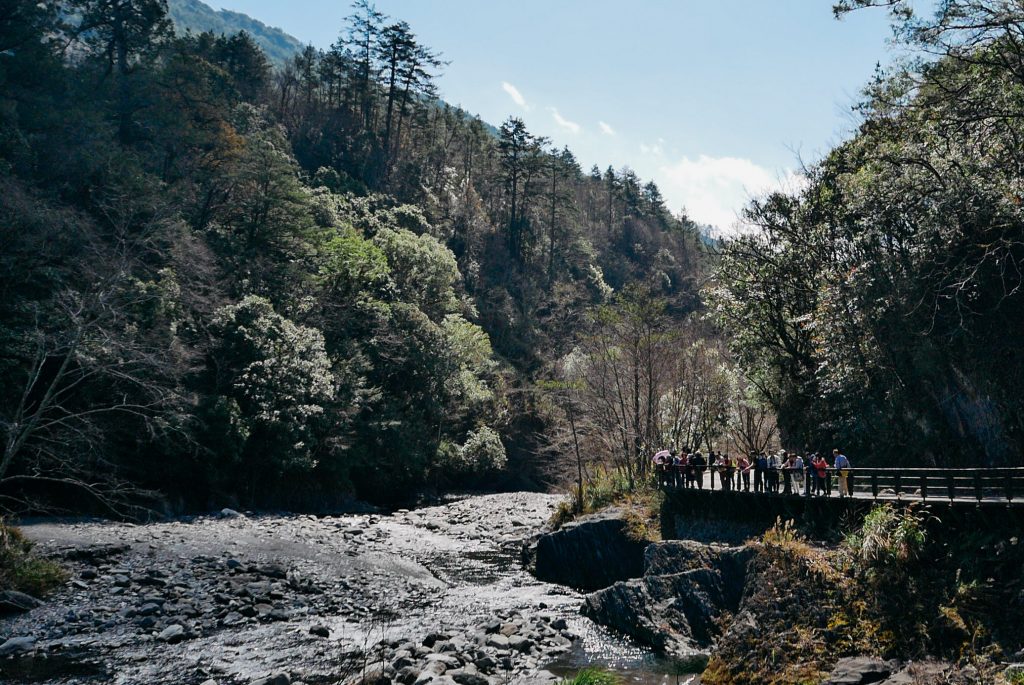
[791,452,805,494]
[805,452,816,496]
[765,452,780,493]
[723,453,736,491]
[738,454,752,491]
[754,452,766,493]
[692,451,706,489]
[782,452,793,495]
[833,448,851,497]
[813,453,829,496]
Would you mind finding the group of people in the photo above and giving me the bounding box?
[653,448,853,497]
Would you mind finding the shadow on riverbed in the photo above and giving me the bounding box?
[0,649,109,683]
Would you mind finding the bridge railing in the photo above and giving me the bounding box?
[843,467,1024,502]
[655,464,1024,503]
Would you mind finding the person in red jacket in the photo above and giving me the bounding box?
[813,453,829,496]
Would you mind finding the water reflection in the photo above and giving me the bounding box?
[546,618,702,685]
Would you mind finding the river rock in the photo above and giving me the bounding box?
[252,673,291,685]
[0,636,37,656]
[0,589,43,614]
[452,673,490,685]
[507,635,533,653]
[397,666,422,685]
[527,508,648,591]
[824,656,896,684]
[158,623,187,643]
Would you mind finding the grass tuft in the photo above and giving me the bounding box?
[561,668,621,685]
[0,520,67,596]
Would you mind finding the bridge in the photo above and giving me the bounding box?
[656,465,1024,505]
[656,465,1024,537]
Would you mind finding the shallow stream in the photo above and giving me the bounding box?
[2,492,687,684]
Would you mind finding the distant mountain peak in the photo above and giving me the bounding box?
[166,0,305,67]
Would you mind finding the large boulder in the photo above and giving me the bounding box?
[823,656,896,684]
[0,590,43,615]
[527,508,648,591]
[643,541,752,608]
[582,568,723,666]
[581,540,752,666]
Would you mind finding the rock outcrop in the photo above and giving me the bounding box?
[525,508,648,592]
[581,539,752,667]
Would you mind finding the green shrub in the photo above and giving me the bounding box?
[549,467,662,542]
[561,668,620,685]
[844,504,927,569]
[0,521,67,596]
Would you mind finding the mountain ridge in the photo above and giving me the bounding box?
[166,0,306,66]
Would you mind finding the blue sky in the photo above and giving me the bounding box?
[210,0,909,231]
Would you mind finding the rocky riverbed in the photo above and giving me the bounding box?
[0,493,677,685]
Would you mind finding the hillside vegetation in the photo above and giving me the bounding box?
[0,0,710,514]
[166,0,304,66]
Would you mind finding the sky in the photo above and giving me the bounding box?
[208,0,910,233]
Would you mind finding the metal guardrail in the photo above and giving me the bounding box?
[655,465,1024,504]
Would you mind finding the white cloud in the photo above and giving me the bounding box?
[549,107,581,134]
[656,155,805,234]
[598,121,616,136]
[501,81,529,110]
[640,141,664,157]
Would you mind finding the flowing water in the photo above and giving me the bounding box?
[2,492,686,684]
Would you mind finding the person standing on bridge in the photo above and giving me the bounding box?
[791,452,805,494]
[781,452,794,495]
[813,453,829,496]
[834,448,851,497]
[738,454,751,491]
[754,452,767,493]
[692,451,706,489]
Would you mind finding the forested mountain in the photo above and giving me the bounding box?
[0,0,710,514]
[166,0,304,66]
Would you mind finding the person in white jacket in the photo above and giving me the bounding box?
[791,453,805,494]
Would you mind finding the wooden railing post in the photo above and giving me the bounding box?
[974,472,983,501]
[946,473,955,501]
[894,473,902,499]
[871,473,878,499]
[1006,473,1015,502]
[920,474,928,500]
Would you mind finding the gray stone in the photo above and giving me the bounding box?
[309,624,330,638]
[484,634,509,649]
[526,509,649,591]
[452,674,490,685]
[0,636,37,656]
[251,673,291,685]
[423,632,451,647]
[396,666,422,685]
[0,590,42,615]
[219,508,244,518]
[507,635,533,653]
[158,623,187,643]
[583,568,725,654]
[825,657,895,685]
[474,656,497,672]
